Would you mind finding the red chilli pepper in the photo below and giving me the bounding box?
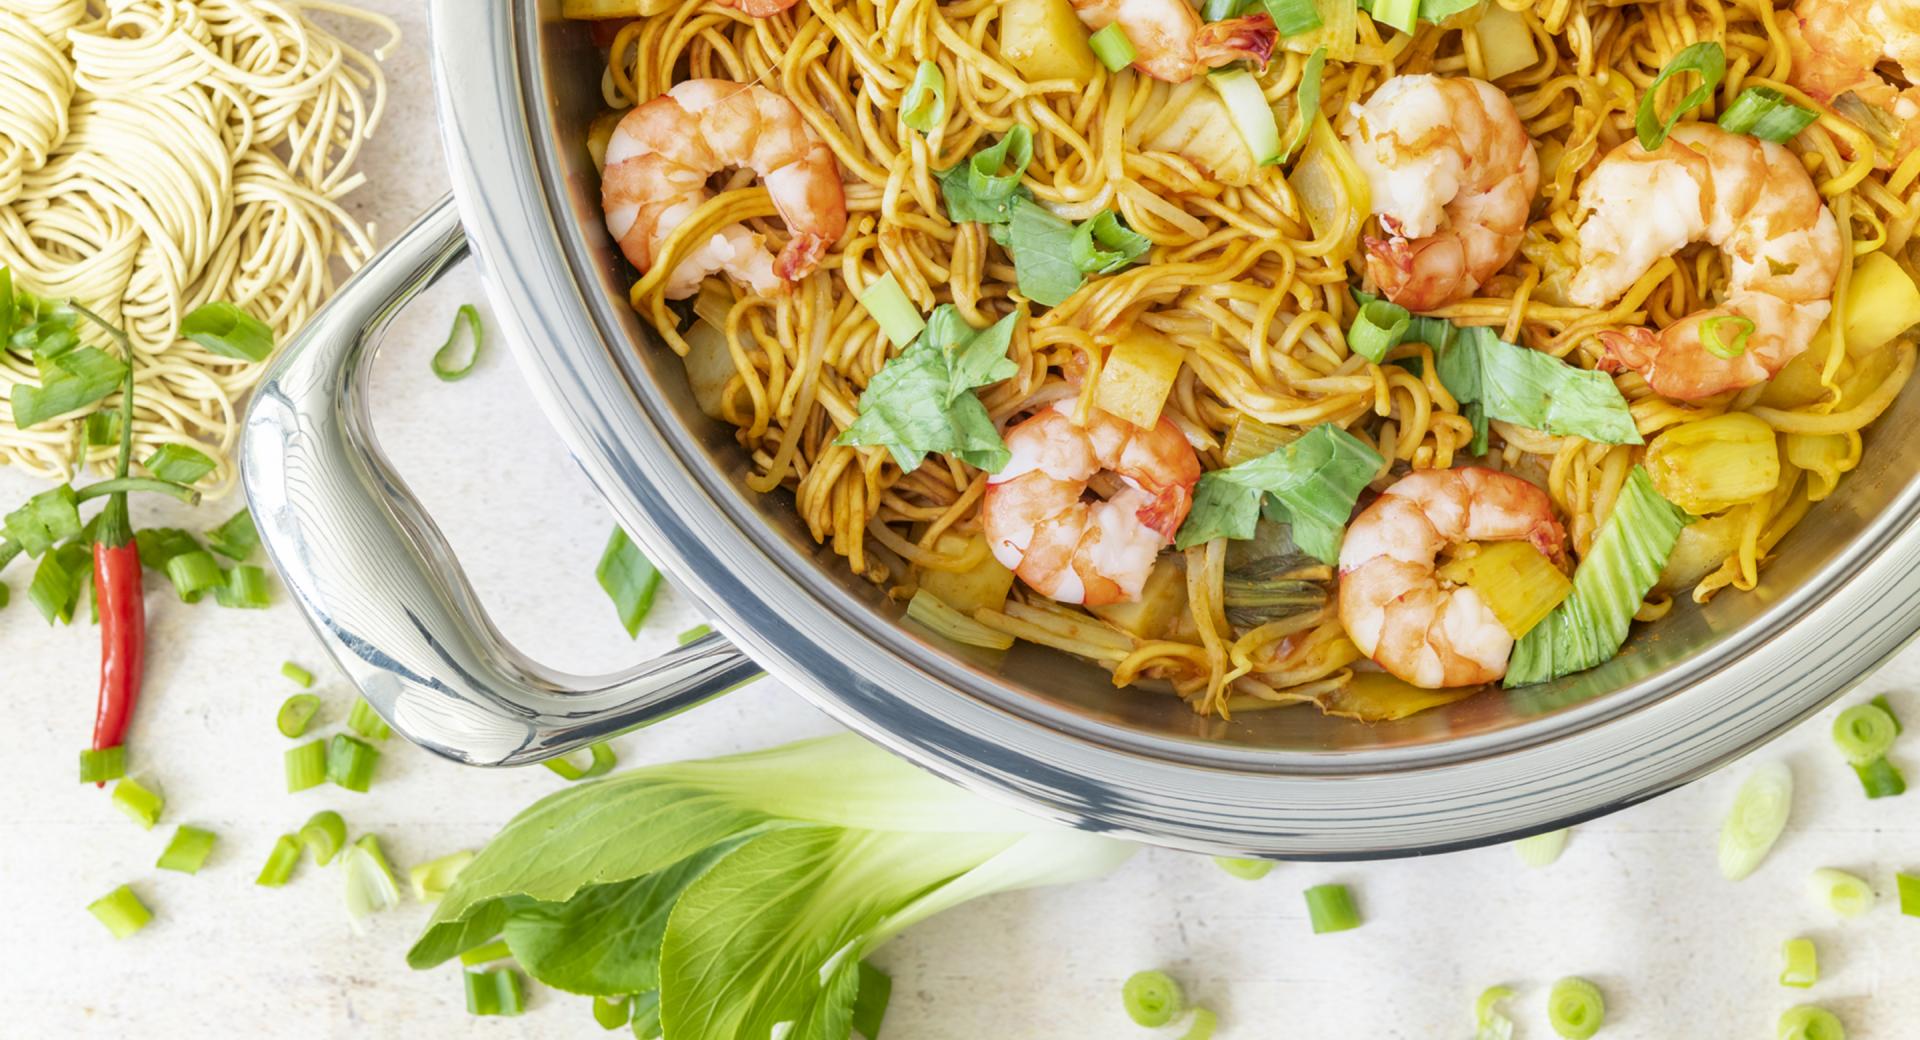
[80,306,146,783]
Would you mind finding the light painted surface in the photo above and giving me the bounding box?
[2,4,1918,1037]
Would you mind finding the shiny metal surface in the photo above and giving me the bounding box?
[266,0,1920,856]
[239,197,761,766]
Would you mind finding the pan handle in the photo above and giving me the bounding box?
[240,196,763,766]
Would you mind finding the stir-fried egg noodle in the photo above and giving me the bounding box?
[596,0,1920,720]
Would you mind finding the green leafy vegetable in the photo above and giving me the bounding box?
[1071,211,1152,276]
[936,163,1031,225]
[597,526,662,638]
[851,961,893,1040]
[1174,422,1382,563]
[1261,0,1323,35]
[966,124,1033,201]
[1006,197,1092,306]
[1636,42,1726,151]
[144,443,217,484]
[836,304,1021,472]
[205,508,259,561]
[179,301,275,362]
[11,346,128,428]
[86,409,121,446]
[4,484,81,557]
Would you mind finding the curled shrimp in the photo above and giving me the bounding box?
[601,80,847,300]
[1338,467,1567,689]
[1069,0,1276,83]
[982,402,1201,606]
[1786,0,1920,158]
[1343,75,1541,313]
[1569,124,1841,401]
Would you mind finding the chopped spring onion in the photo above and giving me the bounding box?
[214,564,271,608]
[205,508,259,561]
[1874,694,1903,732]
[901,60,946,134]
[164,549,223,603]
[87,884,152,939]
[677,622,713,644]
[1636,42,1726,151]
[111,777,163,830]
[1303,883,1360,933]
[135,527,201,571]
[409,850,475,902]
[346,697,392,742]
[1348,297,1412,363]
[1200,0,1245,19]
[144,443,216,485]
[432,304,484,381]
[299,810,348,866]
[593,995,632,1030]
[79,746,126,784]
[180,301,275,362]
[1780,937,1819,988]
[968,124,1034,201]
[1213,856,1274,881]
[905,588,1014,650]
[285,739,328,792]
[464,968,527,1017]
[5,484,80,556]
[1121,970,1184,1027]
[276,693,321,738]
[1514,827,1570,867]
[543,741,618,781]
[1777,1005,1847,1040]
[1367,0,1420,35]
[11,347,127,429]
[1898,872,1920,917]
[1700,315,1754,359]
[156,825,217,874]
[256,834,302,886]
[1833,703,1899,766]
[1280,46,1327,164]
[281,661,315,688]
[1807,867,1874,917]
[1546,977,1605,1040]
[1719,86,1819,143]
[596,526,661,639]
[1853,756,1907,799]
[1180,1007,1219,1040]
[1208,67,1283,167]
[1088,24,1136,73]
[1261,0,1322,35]
[459,938,512,967]
[1475,985,1515,1040]
[1070,210,1151,276]
[85,409,120,446]
[1719,761,1793,880]
[327,734,380,792]
[345,834,403,921]
[859,272,926,348]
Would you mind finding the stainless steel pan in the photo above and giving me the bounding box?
[239,0,1920,857]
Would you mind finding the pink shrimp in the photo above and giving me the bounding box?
[714,0,799,15]
[1069,0,1276,83]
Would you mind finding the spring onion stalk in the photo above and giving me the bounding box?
[1873,694,1903,732]
[79,746,126,784]
[1898,872,1920,917]
[1636,42,1726,150]
[409,850,476,902]
[285,739,328,792]
[1546,977,1605,1039]
[164,549,223,602]
[345,834,403,923]
[1087,24,1137,72]
[1475,985,1516,1040]
[299,810,348,866]
[1348,297,1411,363]
[1832,703,1899,765]
[281,661,315,688]
[905,588,1014,650]
[1852,756,1907,799]
[346,697,392,742]
[967,124,1034,200]
[1700,315,1754,359]
[901,60,945,134]
[276,693,321,738]
[1807,867,1874,918]
[87,884,152,939]
[1208,67,1283,166]
[464,968,527,1017]
[111,777,163,830]
[205,508,259,561]
[459,938,512,967]
[593,995,631,1030]
[858,273,926,349]
[677,622,712,644]
[1213,856,1274,881]
[327,734,380,792]
[1303,883,1360,933]
[432,304,484,381]
[1180,1008,1219,1040]
[1121,970,1184,1027]
[543,741,618,782]
[1780,937,1819,988]
[215,564,271,608]
[256,834,302,886]
[1261,0,1322,35]
[156,825,217,874]
[596,526,661,638]
[1367,0,1420,35]
[1777,1005,1847,1040]
[1718,761,1793,880]
[1514,827,1570,867]
[1718,87,1819,143]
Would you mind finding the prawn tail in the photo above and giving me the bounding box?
[1134,486,1192,542]
[1596,326,1659,376]
[1364,235,1464,313]
[1193,15,1278,71]
[773,232,831,284]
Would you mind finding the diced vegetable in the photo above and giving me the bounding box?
[1853,756,1907,799]
[277,693,321,738]
[1303,883,1360,933]
[1842,252,1920,357]
[1223,416,1298,468]
[1213,856,1273,880]
[1437,540,1571,640]
[1718,87,1819,143]
[1121,970,1184,1027]
[1181,1008,1219,1040]
[300,810,348,866]
[410,850,477,902]
[87,884,152,939]
[859,272,926,348]
[1718,761,1793,881]
[345,834,403,922]
[156,825,218,874]
[1832,702,1898,766]
[1780,937,1819,988]
[1088,24,1136,72]
[1807,867,1874,917]
[286,739,328,792]
[998,0,1099,84]
[1208,67,1283,166]
[1644,413,1779,515]
[1094,327,1184,428]
[1776,1005,1847,1040]
[1546,977,1605,1040]
[1514,827,1570,867]
[906,589,1015,650]
[1899,872,1920,917]
[79,746,125,784]
[1473,3,1539,80]
[111,777,163,830]
[465,968,528,1017]
[327,733,381,792]
[916,533,1016,616]
[1475,986,1516,1040]
[281,661,315,688]
[256,834,302,886]
[1280,0,1357,61]
[347,697,393,742]
[1347,298,1411,363]
[901,60,946,134]
[1090,557,1189,637]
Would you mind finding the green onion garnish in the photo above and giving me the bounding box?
[592,995,632,1030]
[1700,314,1754,359]
[299,810,347,866]
[345,834,402,922]
[409,849,476,902]
[677,622,713,644]
[143,443,217,485]
[1874,694,1903,732]
[1367,0,1421,35]
[87,884,152,939]
[1780,937,1818,988]
[967,124,1034,202]
[111,777,163,830]
[1475,985,1516,1039]
[1121,970,1183,1027]
[214,564,271,608]
[281,661,315,688]
[179,301,275,361]
[858,272,927,348]
[164,549,222,602]
[1898,872,1920,917]
[1088,24,1137,73]
[1832,702,1899,765]
[1718,86,1819,143]
[543,741,617,782]
[464,968,527,1016]
[327,733,380,792]
[458,938,512,967]
[1636,42,1726,151]
[1179,1007,1218,1040]
[1853,756,1907,799]
[901,59,946,134]
[1719,761,1792,880]
[432,304,484,381]
[1261,0,1323,35]
[596,526,661,638]
[1514,827,1571,867]
[285,739,328,792]
[1348,297,1412,363]
[1777,1005,1846,1040]
[85,409,120,446]
[276,693,321,738]
[1807,867,1874,918]
[5,484,80,556]
[1068,211,1152,276]
[1546,977,1605,1039]
[256,833,302,886]
[156,825,218,874]
[205,508,259,561]
[1213,856,1273,881]
[79,746,126,784]
[346,697,392,742]
[1303,883,1361,933]
[1280,46,1327,164]
[1200,0,1244,19]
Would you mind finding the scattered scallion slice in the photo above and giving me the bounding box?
[214,564,271,608]
[859,272,926,348]
[1261,0,1322,35]
[1546,977,1605,1039]
[144,443,217,485]
[432,304,484,381]
[596,526,660,638]
[156,825,217,874]
[276,693,321,738]
[1348,297,1411,363]
[1897,872,1920,917]
[1718,86,1819,143]
[327,733,380,792]
[180,301,275,362]
[1180,1007,1219,1040]
[1832,703,1899,766]
[1303,883,1360,933]
[1121,970,1184,1027]
[1514,827,1570,868]
[904,588,1013,650]
[1475,985,1515,1040]
[464,968,527,1017]
[967,124,1034,201]
[346,697,392,742]
[299,810,348,866]
[1718,761,1792,881]
[543,741,617,782]
[1367,0,1420,35]
[256,833,302,886]
[1777,1005,1846,1040]
[164,549,222,603]
[285,739,328,792]
[205,508,259,561]
[901,60,946,134]
[1780,937,1818,988]
[1700,314,1753,359]
[1807,867,1874,918]
[459,938,512,967]
[87,884,152,939]
[593,994,631,1030]
[281,661,315,688]
[1213,856,1273,881]
[345,834,402,922]
[409,850,476,902]
[1852,756,1906,799]
[1873,694,1903,733]
[111,777,163,830]
[79,746,126,784]
[677,623,713,645]
[1636,42,1726,151]
[1088,24,1136,73]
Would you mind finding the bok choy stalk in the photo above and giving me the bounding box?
[408,735,1134,1040]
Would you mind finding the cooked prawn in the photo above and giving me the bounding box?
[715,0,798,16]
[1786,0,1920,159]
[601,80,847,300]
[1569,123,1841,401]
[982,402,1201,606]
[1069,0,1276,84]
[1338,467,1567,689]
[1344,75,1540,313]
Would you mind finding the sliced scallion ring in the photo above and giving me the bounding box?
[1832,703,1898,765]
[1718,760,1792,880]
[1636,42,1726,151]
[1807,867,1874,918]
[1546,977,1605,1039]
[1121,970,1183,1027]
[901,60,945,134]
[1212,856,1273,880]
[1700,314,1754,359]
[1280,46,1327,164]
[276,693,321,738]
[432,304,484,381]
[1852,755,1907,798]
[966,125,1033,201]
[1779,937,1818,988]
[544,741,618,781]
[1777,1005,1846,1040]
[1514,827,1570,867]
[87,884,152,939]
[1303,882,1360,933]
[1719,86,1819,143]
[299,810,348,866]
[256,833,302,886]
[1348,297,1412,363]
[1088,24,1137,73]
